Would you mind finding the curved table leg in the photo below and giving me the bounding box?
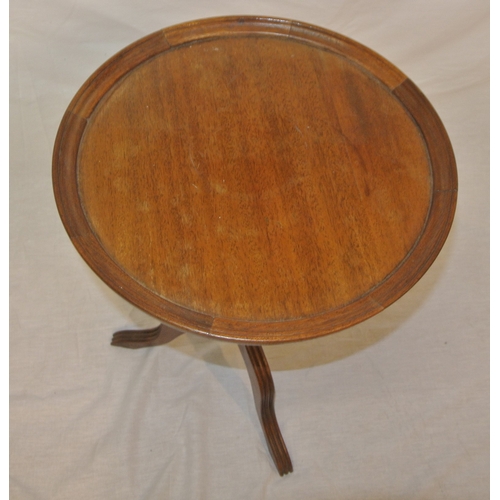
[112,329,292,474]
[111,324,183,349]
[239,345,293,476]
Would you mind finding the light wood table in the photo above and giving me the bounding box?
[53,16,457,475]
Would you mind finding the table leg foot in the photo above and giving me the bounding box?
[239,345,293,476]
[111,324,183,349]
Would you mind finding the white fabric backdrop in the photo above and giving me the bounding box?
[10,0,489,498]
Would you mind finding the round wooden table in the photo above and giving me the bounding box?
[53,16,457,476]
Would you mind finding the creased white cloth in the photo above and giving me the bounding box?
[10,0,489,498]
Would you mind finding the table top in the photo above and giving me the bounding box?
[53,16,457,344]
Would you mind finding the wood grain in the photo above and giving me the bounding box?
[53,16,457,343]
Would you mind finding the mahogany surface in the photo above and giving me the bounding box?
[53,16,457,344]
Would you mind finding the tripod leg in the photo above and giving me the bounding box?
[111,324,183,349]
[239,345,293,475]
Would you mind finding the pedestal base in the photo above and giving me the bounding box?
[111,324,293,475]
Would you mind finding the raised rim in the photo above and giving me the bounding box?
[52,15,457,344]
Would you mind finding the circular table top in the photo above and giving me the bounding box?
[53,16,457,344]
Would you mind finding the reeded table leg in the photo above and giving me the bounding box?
[239,345,293,475]
[111,327,293,475]
[111,324,183,349]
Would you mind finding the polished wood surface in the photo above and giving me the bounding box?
[53,16,457,343]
